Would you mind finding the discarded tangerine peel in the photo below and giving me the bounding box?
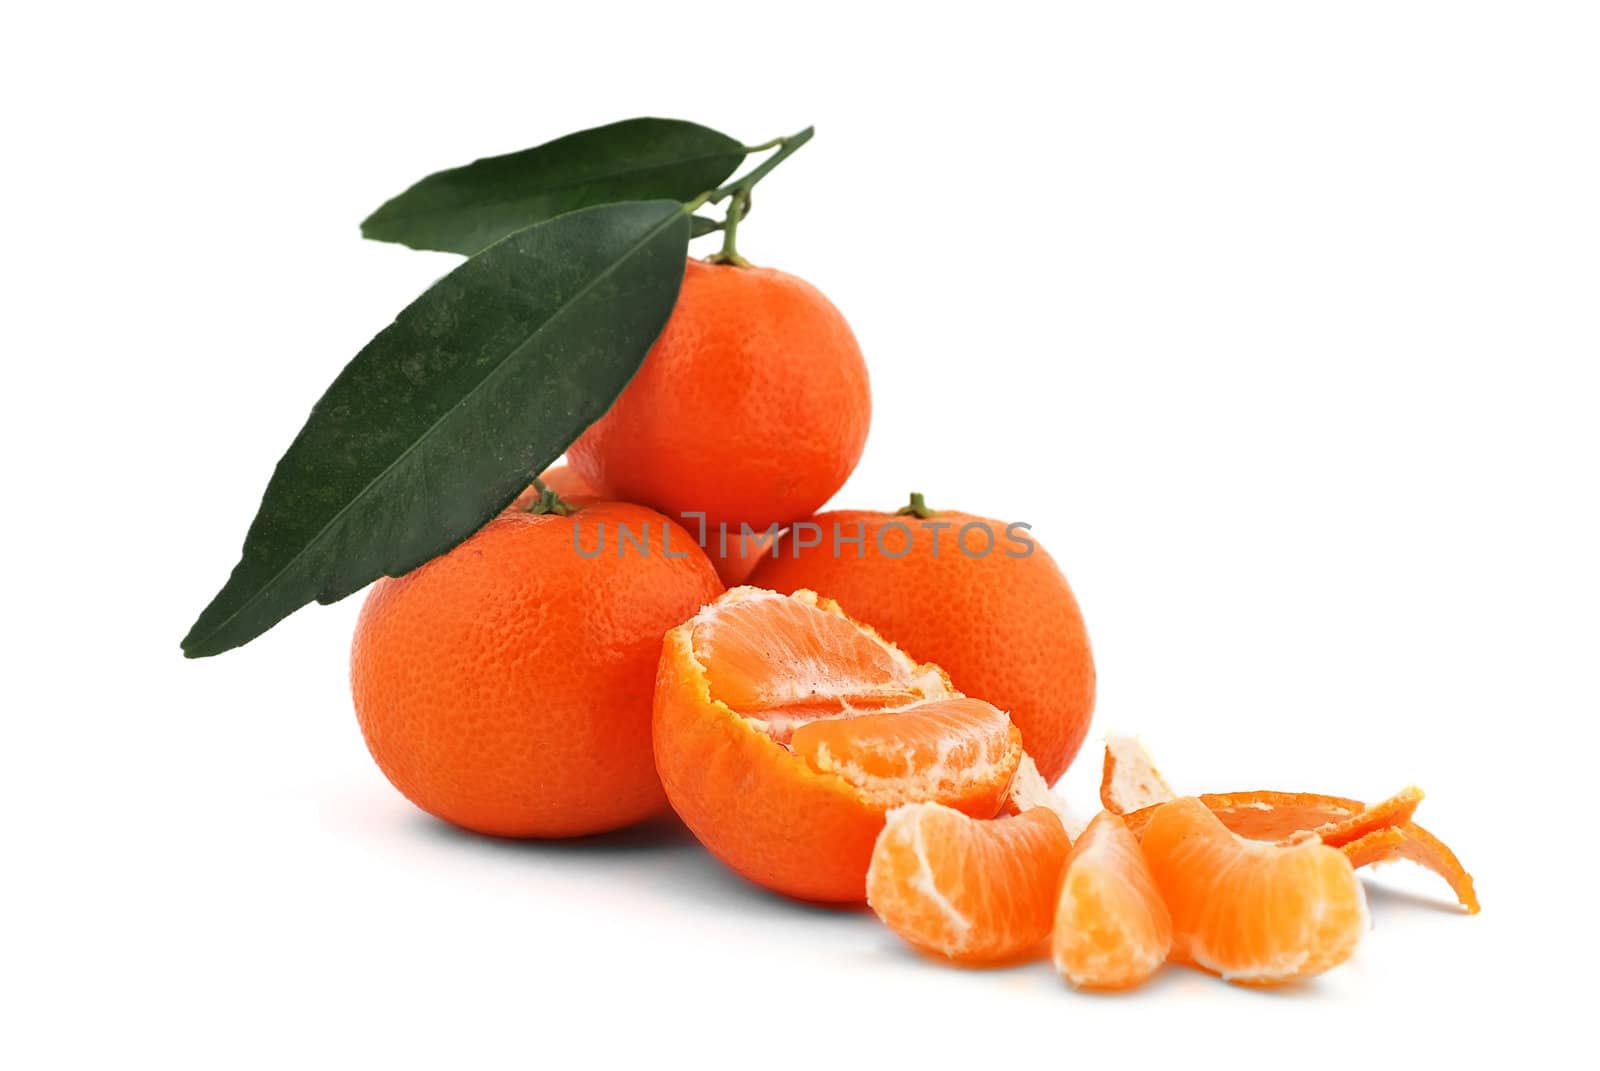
[1341,822,1480,914]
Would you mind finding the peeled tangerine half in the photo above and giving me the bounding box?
[1142,797,1368,986]
[654,588,1024,902]
[1052,811,1172,990]
[868,803,1070,963]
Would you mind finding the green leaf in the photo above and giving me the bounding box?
[360,118,744,254]
[183,200,691,658]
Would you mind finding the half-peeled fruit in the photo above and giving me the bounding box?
[654,587,1024,902]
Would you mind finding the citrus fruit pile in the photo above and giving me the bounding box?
[183,117,1475,997]
[348,238,1477,990]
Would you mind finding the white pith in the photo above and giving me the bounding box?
[1102,731,1177,812]
[905,807,973,947]
[805,716,1015,805]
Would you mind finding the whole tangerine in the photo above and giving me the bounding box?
[568,258,871,535]
[351,499,723,838]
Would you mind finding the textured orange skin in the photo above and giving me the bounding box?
[748,510,1095,783]
[351,502,722,838]
[569,259,871,534]
[653,603,1021,904]
[516,465,769,585]
[707,529,775,588]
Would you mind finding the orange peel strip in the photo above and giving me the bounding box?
[1341,822,1480,914]
[1121,791,1364,841]
[1302,785,1424,848]
[1099,734,1177,815]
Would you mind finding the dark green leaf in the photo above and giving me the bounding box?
[183,201,691,658]
[361,118,744,254]
[690,214,723,238]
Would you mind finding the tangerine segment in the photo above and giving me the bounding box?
[1342,822,1480,914]
[692,587,946,742]
[867,803,1070,964]
[1052,811,1172,991]
[654,587,1025,902]
[1142,798,1367,986]
[1099,734,1177,815]
[792,698,1020,809]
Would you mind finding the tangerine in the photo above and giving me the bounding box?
[569,259,870,534]
[351,499,722,837]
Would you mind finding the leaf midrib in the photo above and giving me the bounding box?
[189,205,685,651]
[367,151,736,227]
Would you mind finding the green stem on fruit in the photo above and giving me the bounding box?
[897,492,936,519]
[704,125,814,266]
[714,189,751,266]
[525,478,575,516]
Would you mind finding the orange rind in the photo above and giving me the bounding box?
[1341,822,1480,914]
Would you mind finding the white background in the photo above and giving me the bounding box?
[5,2,1597,1066]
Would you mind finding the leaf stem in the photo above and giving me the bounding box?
[711,126,814,203]
[705,125,814,265]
